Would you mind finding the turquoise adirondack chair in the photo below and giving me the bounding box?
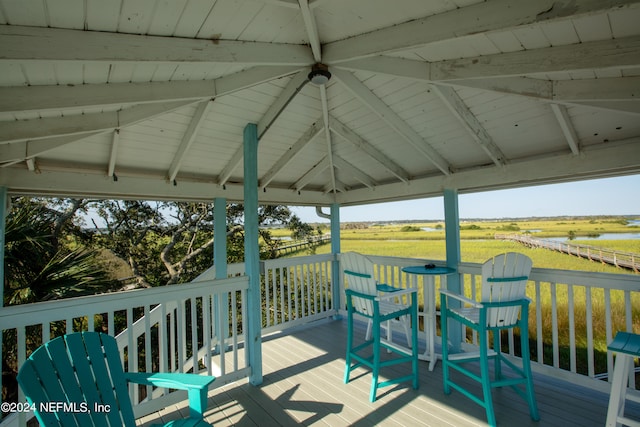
[17,331,215,427]
[341,252,419,402]
[440,252,539,426]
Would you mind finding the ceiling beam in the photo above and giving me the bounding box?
[298,0,322,62]
[0,25,313,65]
[332,155,376,189]
[292,155,330,192]
[259,118,324,190]
[550,104,580,155]
[0,66,302,114]
[107,130,119,178]
[257,70,309,138]
[431,84,505,166]
[0,165,335,205]
[328,115,410,183]
[0,132,103,163]
[335,138,640,206]
[323,0,639,62]
[336,36,640,83]
[319,84,337,193]
[218,145,243,187]
[168,100,212,182]
[0,100,195,143]
[332,68,451,175]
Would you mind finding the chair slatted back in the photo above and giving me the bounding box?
[481,252,533,328]
[341,252,378,316]
[17,332,136,427]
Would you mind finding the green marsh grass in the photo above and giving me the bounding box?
[289,218,640,376]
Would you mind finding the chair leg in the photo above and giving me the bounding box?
[606,354,632,427]
[411,295,419,390]
[521,327,540,421]
[344,310,354,384]
[479,328,496,427]
[370,319,381,402]
[441,298,451,395]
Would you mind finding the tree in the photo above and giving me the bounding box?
[4,198,115,305]
[92,201,300,286]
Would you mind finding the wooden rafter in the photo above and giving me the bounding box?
[0,25,313,65]
[168,101,212,182]
[332,68,451,175]
[323,0,638,62]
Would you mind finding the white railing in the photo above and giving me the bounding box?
[262,254,335,334]
[360,255,640,393]
[3,253,638,425]
[0,275,249,424]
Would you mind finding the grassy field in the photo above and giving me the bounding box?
[274,217,640,375]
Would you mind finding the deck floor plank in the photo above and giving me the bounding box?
[138,318,640,427]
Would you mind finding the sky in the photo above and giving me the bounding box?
[290,175,640,223]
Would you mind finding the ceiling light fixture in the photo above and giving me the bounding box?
[308,63,331,85]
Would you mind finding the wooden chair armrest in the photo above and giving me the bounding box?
[377,287,417,301]
[440,289,483,308]
[124,372,214,391]
[124,372,214,420]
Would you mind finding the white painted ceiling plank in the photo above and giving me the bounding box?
[259,118,324,190]
[328,115,410,183]
[320,84,337,193]
[0,66,301,114]
[293,155,330,191]
[107,129,119,178]
[431,84,505,166]
[168,100,212,182]
[332,68,451,175]
[332,155,376,189]
[0,25,314,65]
[322,0,638,62]
[551,104,581,155]
[298,0,322,62]
[257,70,309,138]
[0,132,103,163]
[0,101,195,143]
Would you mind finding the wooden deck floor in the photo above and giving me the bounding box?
[138,318,639,427]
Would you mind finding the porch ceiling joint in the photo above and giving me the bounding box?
[0,25,314,66]
[332,68,452,176]
[260,119,324,191]
[322,0,639,62]
[328,115,410,183]
[431,84,505,166]
[168,100,212,182]
[550,104,580,155]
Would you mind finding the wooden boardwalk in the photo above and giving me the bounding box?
[137,318,640,427]
[496,234,640,272]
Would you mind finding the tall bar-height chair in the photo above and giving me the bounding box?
[440,252,538,426]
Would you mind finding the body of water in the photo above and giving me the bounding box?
[546,233,640,242]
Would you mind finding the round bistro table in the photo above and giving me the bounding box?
[401,265,456,371]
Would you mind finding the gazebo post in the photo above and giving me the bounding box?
[330,203,341,319]
[213,198,228,355]
[243,123,263,386]
[444,188,462,352]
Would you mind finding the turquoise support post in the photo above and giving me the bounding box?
[444,189,462,352]
[213,198,227,279]
[243,124,262,385]
[213,198,228,354]
[330,203,341,319]
[0,187,6,305]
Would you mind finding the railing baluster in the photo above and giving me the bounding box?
[568,285,576,373]
[550,282,559,368]
[585,287,595,377]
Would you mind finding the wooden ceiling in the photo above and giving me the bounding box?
[1,0,639,207]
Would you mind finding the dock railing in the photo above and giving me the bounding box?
[496,233,640,272]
